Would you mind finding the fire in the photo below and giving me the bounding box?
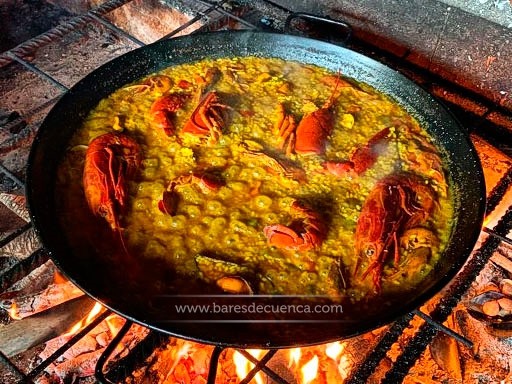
[287,342,352,383]
[288,347,301,367]
[63,301,104,337]
[8,302,22,320]
[105,314,124,335]
[337,353,351,380]
[300,355,319,384]
[167,341,193,377]
[325,341,344,361]
[233,349,265,384]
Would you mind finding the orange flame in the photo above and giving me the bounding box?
[63,302,104,337]
[167,341,193,376]
[325,341,351,379]
[338,353,352,380]
[105,314,124,335]
[288,347,301,368]
[325,341,345,361]
[233,349,265,384]
[483,215,492,228]
[8,302,22,320]
[300,355,319,384]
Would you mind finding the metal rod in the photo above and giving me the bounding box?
[0,222,32,249]
[5,52,68,92]
[95,319,134,384]
[196,0,257,29]
[27,309,111,380]
[383,205,512,382]
[88,13,146,47]
[486,168,512,214]
[412,309,473,348]
[159,14,205,40]
[158,0,231,40]
[206,345,224,384]
[238,349,288,384]
[103,330,170,382]
[483,226,512,246]
[91,0,134,16]
[345,312,414,384]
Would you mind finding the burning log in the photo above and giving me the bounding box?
[0,192,30,222]
[48,348,105,379]
[0,295,95,357]
[491,251,512,275]
[38,312,149,383]
[0,260,56,300]
[0,227,41,259]
[1,280,84,318]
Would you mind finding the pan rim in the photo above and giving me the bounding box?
[25,30,486,348]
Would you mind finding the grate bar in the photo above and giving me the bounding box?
[28,309,112,381]
[159,0,231,39]
[0,0,136,94]
[91,0,136,16]
[238,349,288,384]
[412,309,473,347]
[159,15,205,39]
[345,312,414,384]
[88,13,146,47]
[104,330,170,382]
[206,346,225,384]
[487,167,512,214]
[96,319,134,384]
[5,52,68,92]
[483,226,512,246]
[196,0,258,29]
[383,204,512,382]
[0,222,32,249]
[2,15,92,63]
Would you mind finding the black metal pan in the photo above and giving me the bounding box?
[26,30,486,348]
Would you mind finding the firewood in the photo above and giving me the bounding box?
[0,192,30,222]
[491,253,512,275]
[0,280,84,318]
[0,295,94,357]
[0,260,56,300]
[50,348,105,379]
[500,279,512,296]
[0,227,41,259]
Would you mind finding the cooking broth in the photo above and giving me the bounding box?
[56,57,453,303]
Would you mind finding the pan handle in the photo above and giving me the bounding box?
[284,12,352,46]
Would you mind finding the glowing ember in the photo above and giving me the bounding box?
[338,354,352,380]
[233,349,266,384]
[288,347,301,367]
[301,355,319,384]
[325,341,345,361]
[8,302,22,320]
[168,341,192,375]
[105,314,124,335]
[63,302,104,337]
